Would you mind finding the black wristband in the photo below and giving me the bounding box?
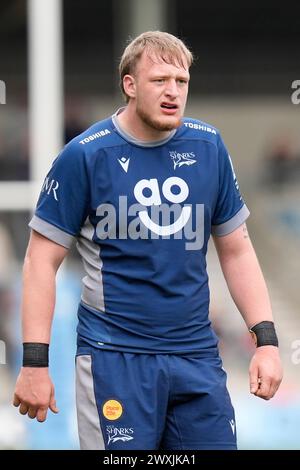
[249,321,279,347]
[23,342,49,367]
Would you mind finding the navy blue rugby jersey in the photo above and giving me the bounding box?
[29,110,249,354]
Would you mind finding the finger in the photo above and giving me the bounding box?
[36,407,48,423]
[250,380,259,394]
[268,379,281,399]
[49,387,59,414]
[49,399,59,414]
[19,403,29,415]
[255,378,272,400]
[249,369,259,394]
[28,407,38,419]
[13,394,21,407]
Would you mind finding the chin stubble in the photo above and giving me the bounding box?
[137,106,181,132]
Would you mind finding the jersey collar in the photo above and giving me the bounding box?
[112,107,179,148]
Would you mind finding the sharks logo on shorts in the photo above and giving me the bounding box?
[106,425,134,445]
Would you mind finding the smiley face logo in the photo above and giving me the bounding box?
[134,177,191,236]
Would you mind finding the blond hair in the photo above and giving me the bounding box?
[119,31,194,102]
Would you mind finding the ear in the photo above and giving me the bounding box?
[123,74,136,99]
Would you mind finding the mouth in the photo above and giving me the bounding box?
[160,102,178,115]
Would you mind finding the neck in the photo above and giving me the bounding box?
[117,103,173,142]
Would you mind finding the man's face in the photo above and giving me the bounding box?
[128,51,190,132]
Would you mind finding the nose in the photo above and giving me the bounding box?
[165,79,179,98]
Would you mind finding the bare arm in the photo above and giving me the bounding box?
[13,230,68,421]
[213,223,273,328]
[213,223,283,400]
[22,230,68,342]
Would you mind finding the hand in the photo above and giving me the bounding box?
[249,346,283,400]
[13,367,59,422]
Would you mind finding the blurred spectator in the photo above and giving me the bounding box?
[0,107,29,181]
[64,100,87,144]
[0,222,18,363]
[64,115,85,144]
[263,134,299,187]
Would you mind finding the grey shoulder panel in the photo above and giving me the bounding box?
[212,205,250,237]
[29,215,74,248]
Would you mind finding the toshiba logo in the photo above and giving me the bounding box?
[79,129,111,145]
[184,122,217,135]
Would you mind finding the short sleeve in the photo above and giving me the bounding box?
[211,134,250,236]
[29,141,90,248]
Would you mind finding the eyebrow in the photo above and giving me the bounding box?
[149,73,190,80]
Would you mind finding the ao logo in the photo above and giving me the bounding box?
[134,177,191,236]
